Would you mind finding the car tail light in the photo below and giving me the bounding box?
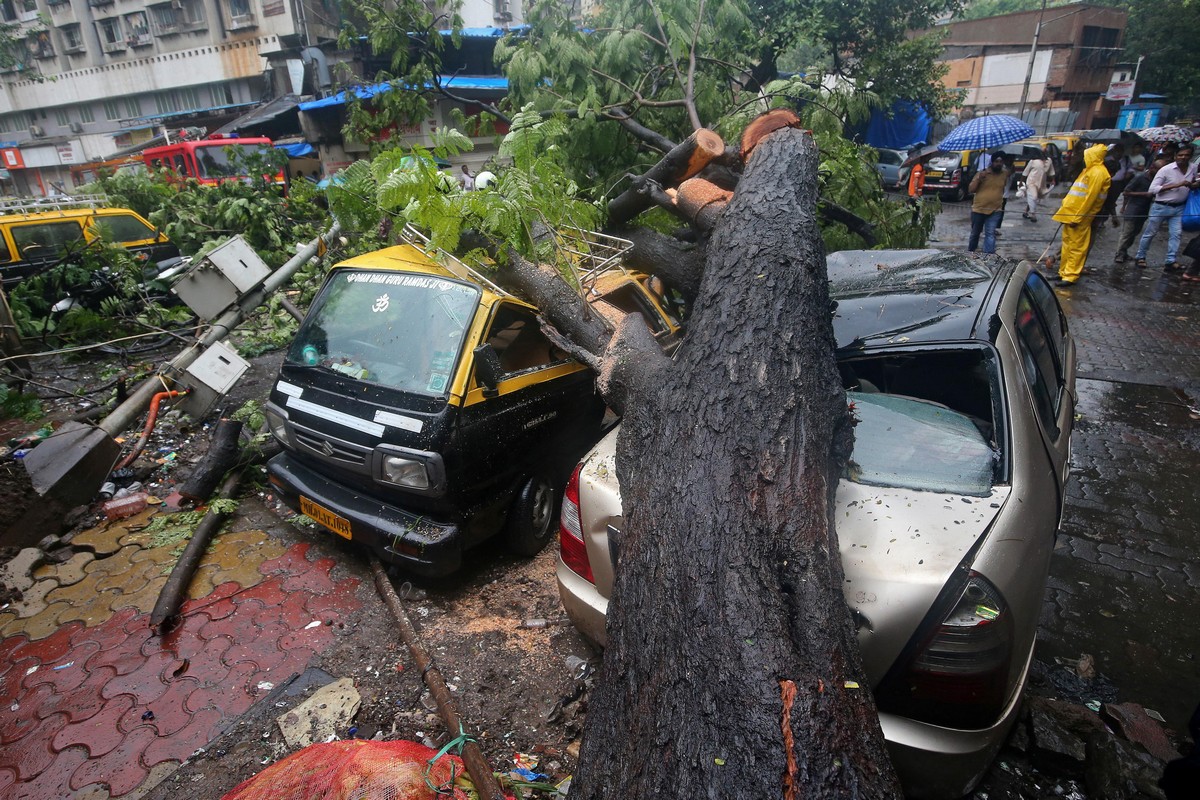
[874,571,1013,730]
[559,465,594,583]
[950,168,962,187]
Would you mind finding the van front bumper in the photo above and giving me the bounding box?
[267,452,462,577]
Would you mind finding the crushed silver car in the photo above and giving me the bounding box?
[555,250,1076,799]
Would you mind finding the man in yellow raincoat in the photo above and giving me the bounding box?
[1050,143,1111,286]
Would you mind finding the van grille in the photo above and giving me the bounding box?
[292,426,370,470]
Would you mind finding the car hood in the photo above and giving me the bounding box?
[837,479,1010,684]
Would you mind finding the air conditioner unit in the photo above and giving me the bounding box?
[29,124,44,137]
[69,121,83,133]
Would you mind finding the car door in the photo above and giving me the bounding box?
[1012,271,1076,498]
[456,301,597,507]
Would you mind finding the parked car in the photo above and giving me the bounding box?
[556,250,1076,799]
[0,199,180,287]
[922,149,981,201]
[266,232,679,577]
[874,147,912,190]
[995,140,1064,192]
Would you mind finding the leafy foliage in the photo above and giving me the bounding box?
[757,0,963,117]
[335,0,463,150]
[1118,0,1200,114]
[0,384,42,422]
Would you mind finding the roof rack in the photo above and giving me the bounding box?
[399,223,510,297]
[554,226,634,288]
[0,194,109,215]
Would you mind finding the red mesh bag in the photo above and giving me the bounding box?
[221,739,471,800]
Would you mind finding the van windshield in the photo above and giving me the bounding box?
[286,269,480,396]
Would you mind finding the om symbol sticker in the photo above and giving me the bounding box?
[371,294,390,313]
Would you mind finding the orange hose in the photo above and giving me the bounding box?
[113,390,185,471]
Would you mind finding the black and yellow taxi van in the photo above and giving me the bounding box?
[0,198,179,287]
[265,236,679,576]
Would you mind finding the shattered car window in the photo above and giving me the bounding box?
[286,269,479,396]
[846,392,997,496]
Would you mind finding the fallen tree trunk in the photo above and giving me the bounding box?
[178,418,243,503]
[607,129,727,227]
[568,126,902,797]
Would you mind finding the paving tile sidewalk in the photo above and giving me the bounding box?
[0,507,362,799]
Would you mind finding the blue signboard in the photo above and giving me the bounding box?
[1118,105,1162,130]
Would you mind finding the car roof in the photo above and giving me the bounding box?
[826,250,1010,349]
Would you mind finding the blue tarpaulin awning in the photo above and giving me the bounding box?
[861,100,932,151]
[298,75,509,112]
[276,142,315,157]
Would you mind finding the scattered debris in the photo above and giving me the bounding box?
[276,677,362,749]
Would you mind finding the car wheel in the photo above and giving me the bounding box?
[505,474,558,556]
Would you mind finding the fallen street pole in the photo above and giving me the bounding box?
[369,556,506,800]
[20,223,340,507]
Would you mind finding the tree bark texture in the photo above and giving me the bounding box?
[570,128,903,798]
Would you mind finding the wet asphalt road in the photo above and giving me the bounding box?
[925,192,1200,734]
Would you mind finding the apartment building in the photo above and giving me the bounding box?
[934,3,1129,131]
[0,0,522,195]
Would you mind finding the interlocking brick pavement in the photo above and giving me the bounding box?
[0,512,362,800]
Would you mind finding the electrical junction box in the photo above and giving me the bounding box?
[178,341,251,420]
[171,236,271,320]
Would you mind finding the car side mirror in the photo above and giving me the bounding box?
[473,343,503,397]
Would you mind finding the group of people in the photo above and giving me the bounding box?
[953,138,1198,287]
[1055,140,1198,286]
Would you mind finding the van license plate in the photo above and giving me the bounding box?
[926,170,943,178]
[300,496,352,540]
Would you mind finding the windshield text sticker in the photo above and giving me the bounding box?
[346,273,469,294]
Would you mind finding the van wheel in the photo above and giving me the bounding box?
[505,475,558,557]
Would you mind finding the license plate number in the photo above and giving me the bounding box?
[926,171,943,178]
[300,496,352,540]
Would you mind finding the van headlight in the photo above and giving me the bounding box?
[374,447,444,494]
[380,455,430,489]
[265,406,291,447]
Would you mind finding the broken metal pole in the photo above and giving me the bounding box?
[150,467,243,631]
[369,556,506,800]
[21,223,339,507]
[100,222,340,437]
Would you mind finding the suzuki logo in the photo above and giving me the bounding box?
[318,440,335,457]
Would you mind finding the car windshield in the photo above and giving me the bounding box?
[877,150,903,166]
[286,269,480,396]
[846,391,997,496]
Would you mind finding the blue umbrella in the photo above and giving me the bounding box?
[938,114,1036,152]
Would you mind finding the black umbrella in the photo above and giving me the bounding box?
[1078,128,1143,146]
[901,144,940,168]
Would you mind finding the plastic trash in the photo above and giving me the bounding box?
[98,482,116,500]
[102,492,149,520]
[564,655,590,680]
[521,618,549,629]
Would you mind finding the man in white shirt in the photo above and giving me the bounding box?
[1133,144,1199,271]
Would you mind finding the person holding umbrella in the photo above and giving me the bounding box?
[1050,143,1111,286]
[967,152,1010,253]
